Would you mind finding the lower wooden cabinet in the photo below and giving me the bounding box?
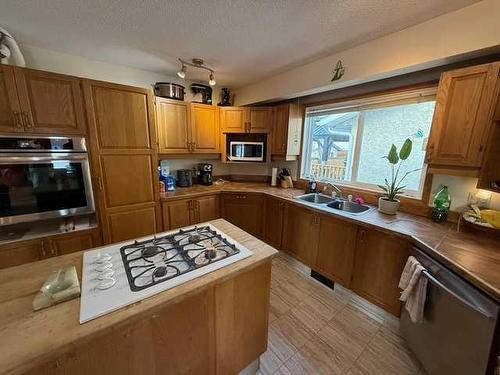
[282,204,320,267]
[351,228,409,316]
[0,229,101,269]
[27,261,271,375]
[263,196,285,249]
[162,194,220,230]
[221,193,264,238]
[314,214,358,288]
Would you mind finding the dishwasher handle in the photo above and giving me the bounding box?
[422,270,493,319]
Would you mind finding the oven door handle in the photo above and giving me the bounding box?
[0,153,88,163]
[422,270,493,319]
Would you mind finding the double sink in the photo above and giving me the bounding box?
[295,193,372,216]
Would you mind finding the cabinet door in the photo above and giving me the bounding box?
[221,193,263,238]
[220,107,246,132]
[351,229,409,316]
[314,215,358,288]
[194,195,220,224]
[49,230,100,256]
[0,65,23,133]
[156,98,190,153]
[215,261,271,374]
[282,204,319,267]
[106,206,158,243]
[0,240,43,269]
[271,105,289,155]
[162,199,193,230]
[248,108,273,133]
[83,80,159,244]
[427,63,500,168]
[191,104,219,153]
[263,196,285,249]
[478,92,500,192]
[14,68,87,135]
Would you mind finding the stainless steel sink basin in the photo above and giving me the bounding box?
[295,193,334,204]
[327,200,371,215]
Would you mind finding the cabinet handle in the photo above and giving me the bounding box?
[192,141,196,150]
[49,239,57,256]
[22,112,33,129]
[478,145,484,152]
[195,200,199,210]
[12,111,23,128]
[40,241,46,258]
[96,176,104,191]
[359,230,365,242]
[281,144,286,154]
[188,200,193,210]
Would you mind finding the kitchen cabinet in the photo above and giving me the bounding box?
[83,80,160,244]
[215,261,271,374]
[427,62,500,175]
[162,194,220,230]
[0,229,101,269]
[263,196,285,249]
[282,204,320,267]
[478,87,500,192]
[351,228,409,316]
[271,103,303,160]
[156,98,219,154]
[220,106,273,133]
[26,260,272,375]
[0,65,23,133]
[0,66,87,135]
[221,193,263,238]
[314,214,358,288]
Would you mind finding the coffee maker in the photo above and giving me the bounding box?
[197,163,213,186]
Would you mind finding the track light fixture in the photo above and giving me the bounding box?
[177,58,216,86]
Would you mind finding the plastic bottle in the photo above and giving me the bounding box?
[432,185,451,223]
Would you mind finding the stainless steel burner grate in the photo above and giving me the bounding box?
[120,226,240,291]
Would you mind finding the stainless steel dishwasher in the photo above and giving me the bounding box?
[400,247,499,375]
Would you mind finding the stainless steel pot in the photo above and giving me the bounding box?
[154,82,185,100]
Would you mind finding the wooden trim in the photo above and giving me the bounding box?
[304,81,439,108]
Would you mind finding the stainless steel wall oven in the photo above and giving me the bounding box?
[0,136,95,225]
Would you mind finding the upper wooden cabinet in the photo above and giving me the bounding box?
[314,214,358,288]
[282,203,320,268]
[156,98,219,154]
[0,66,87,135]
[83,80,160,244]
[0,65,23,132]
[351,228,409,316]
[427,62,500,174]
[220,106,273,133]
[478,84,500,192]
[271,103,303,160]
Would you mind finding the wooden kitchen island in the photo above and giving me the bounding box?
[0,219,276,375]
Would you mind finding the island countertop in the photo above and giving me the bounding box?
[0,219,277,375]
[161,182,500,302]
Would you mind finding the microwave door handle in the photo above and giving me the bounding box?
[422,270,493,319]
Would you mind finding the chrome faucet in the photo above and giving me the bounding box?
[323,182,343,199]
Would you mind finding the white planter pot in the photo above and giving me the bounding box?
[378,197,400,215]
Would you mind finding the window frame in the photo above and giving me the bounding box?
[300,86,438,200]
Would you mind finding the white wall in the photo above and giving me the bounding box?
[19,44,198,98]
[234,0,500,105]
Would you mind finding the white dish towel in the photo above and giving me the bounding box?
[399,256,428,323]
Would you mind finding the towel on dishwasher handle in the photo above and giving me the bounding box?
[399,256,428,323]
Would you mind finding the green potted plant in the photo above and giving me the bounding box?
[377,138,419,215]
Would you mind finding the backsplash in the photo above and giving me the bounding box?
[161,157,298,180]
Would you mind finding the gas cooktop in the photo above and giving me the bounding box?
[79,224,252,323]
[120,226,241,291]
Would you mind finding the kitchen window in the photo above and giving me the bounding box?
[301,87,437,199]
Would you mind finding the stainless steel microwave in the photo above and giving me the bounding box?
[0,136,95,226]
[228,141,264,162]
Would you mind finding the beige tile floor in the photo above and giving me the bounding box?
[259,252,428,375]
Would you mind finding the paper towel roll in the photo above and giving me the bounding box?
[271,168,278,186]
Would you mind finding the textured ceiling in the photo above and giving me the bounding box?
[0,0,479,88]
